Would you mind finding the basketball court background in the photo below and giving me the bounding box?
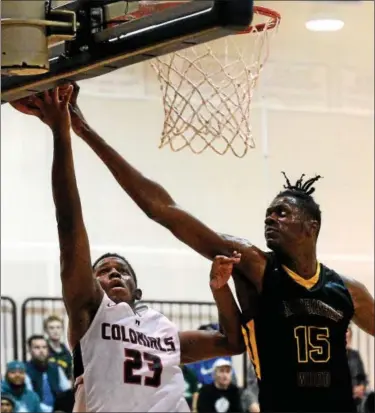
[1,1,373,386]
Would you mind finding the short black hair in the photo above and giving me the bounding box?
[27,334,46,348]
[277,172,323,233]
[92,252,137,286]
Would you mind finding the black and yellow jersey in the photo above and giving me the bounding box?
[242,252,355,412]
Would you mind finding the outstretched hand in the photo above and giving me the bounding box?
[10,86,73,132]
[210,251,241,290]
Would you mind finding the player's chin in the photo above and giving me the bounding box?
[265,237,280,251]
[108,287,132,303]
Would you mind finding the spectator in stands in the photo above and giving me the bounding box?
[182,364,199,411]
[241,361,260,412]
[187,323,238,387]
[43,315,72,381]
[197,359,242,413]
[25,335,71,412]
[346,326,368,410]
[1,394,16,413]
[1,361,41,413]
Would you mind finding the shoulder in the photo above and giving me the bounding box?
[31,390,40,401]
[25,387,40,400]
[340,275,369,302]
[141,305,162,321]
[145,306,174,324]
[341,275,366,290]
[321,268,358,297]
[47,361,59,372]
[322,265,349,284]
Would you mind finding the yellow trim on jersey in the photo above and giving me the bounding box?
[282,263,321,289]
[241,320,261,379]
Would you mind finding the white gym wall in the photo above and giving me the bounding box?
[1,1,373,383]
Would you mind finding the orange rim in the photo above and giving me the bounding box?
[242,6,281,33]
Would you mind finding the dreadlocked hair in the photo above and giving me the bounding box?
[92,252,138,286]
[277,172,323,233]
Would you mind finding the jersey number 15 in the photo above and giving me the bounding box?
[124,349,163,388]
[294,326,331,363]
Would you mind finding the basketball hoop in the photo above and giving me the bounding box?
[128,1,281,157]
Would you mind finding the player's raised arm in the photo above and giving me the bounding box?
[68,83,267,288]
[179,253,245,363]
[11,88,103,348]
[343,277,374,336]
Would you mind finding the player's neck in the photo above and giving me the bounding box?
[281,250,318,279]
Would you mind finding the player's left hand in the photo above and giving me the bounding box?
[10,85,72,132]
[210,251,241,290]
[31,87,73,131]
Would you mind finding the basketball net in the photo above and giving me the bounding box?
[134,2,281,157]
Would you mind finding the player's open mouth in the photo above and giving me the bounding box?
[111,287,126,293]
[265,227,278,235]
[109,279,126,289]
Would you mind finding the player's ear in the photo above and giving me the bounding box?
[134,288,142,301]
[306,219,319,237]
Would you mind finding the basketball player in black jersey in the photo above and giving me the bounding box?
[14,84,374,412]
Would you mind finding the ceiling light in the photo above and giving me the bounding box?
[305,18,344,32]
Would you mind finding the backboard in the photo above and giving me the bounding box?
[1,0,254,103]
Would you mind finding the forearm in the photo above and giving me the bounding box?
[51,125,99,321]
[192,392,199,412]
[211,284,245,353]
[52,127,85,232]
[74,118,237,262]
[77,125,174,216]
